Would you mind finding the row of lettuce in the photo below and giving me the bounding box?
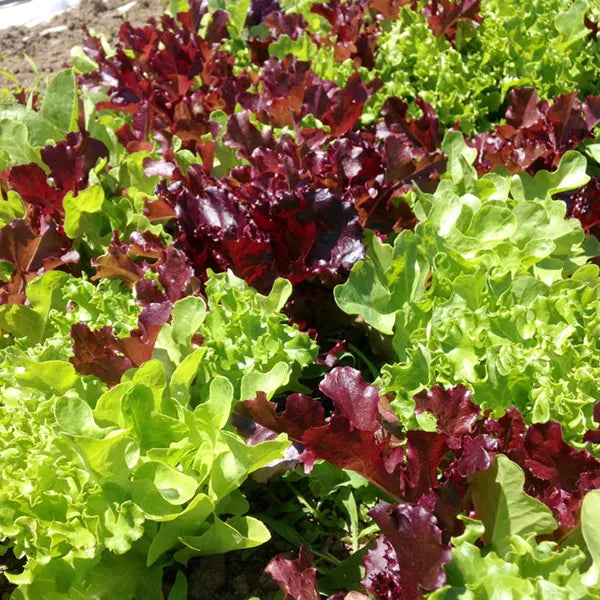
[1,0,600,598]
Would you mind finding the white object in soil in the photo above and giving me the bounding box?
[0,0,80,30]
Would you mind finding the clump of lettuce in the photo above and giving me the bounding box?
[0,271,141,365]
[429,459,600,599]
[0,271,317,598]
[156,269,318,401]
[369,0,600,132]
[335,132,600,444]
[266,455,600,598]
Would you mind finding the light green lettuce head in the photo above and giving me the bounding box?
[336,133,600,443]
[0,271,317,598]
[367,0,600,133]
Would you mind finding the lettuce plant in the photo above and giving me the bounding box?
[364,459,600,599]
[266,458,600,598]
[0,270,316,598]
[335,133,600,444]
[369,0,600,132]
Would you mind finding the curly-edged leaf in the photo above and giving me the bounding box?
[1,132,108,228]
[474,87,600,177]
[318,367,383,432]
[362,536,402,600]
[367,503,451,598]
[237,391,325,442]
[115,302,172,367]
[302,416,405,499]
[265,545,319,600]
[413,385,479,446]
[582,490,600,587]
[0,219,77,304]
[70,323,133,386]
[423,0,483,43]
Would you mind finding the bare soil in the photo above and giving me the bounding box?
[0,0,168,89]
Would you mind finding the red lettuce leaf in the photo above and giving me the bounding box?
[114,301,172,366]
[241,370,600,530]
[265,545,319,600]
[92,241,144,287]
[311,0,378,67]
[319,366,382,432]
[237,391,325,442]
[82,15,250,153]
[366,503,451,599]
[302,415,406,499]
[0,219,78,305]
[568,176,600,241]
[473,87,600,174]
[70,302,171,385]
[0,133,108,229]
[470,87,600,240]
[413,384,479,447]
[93,233,196,306]
[70,323,133,387]
[519,422,600,528]
[361,536,402,600]
[423,0,483,43]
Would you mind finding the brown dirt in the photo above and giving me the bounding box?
[175,537,292,600]
[0,0,169,89]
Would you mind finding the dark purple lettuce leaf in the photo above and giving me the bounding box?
[246,0,280,27]
[265,545,320,600]
[0,133,108,230]
[585,12,599,41]
[519,422,600,528]
[154,94,442,295]
[366,503,451,599]
[423,0,483,43]
[80,10,440,296]
[0,219,78,305]
[481,409,600,529]
[160,158,365,293]
[568,175,600,242]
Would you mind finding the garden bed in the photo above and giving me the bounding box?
[1,1,600,599]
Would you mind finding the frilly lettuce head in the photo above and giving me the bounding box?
[0,270,317,598]
[368,0,600,132]
[335,132,600,444]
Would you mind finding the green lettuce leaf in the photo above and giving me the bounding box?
[335,141,600,441]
